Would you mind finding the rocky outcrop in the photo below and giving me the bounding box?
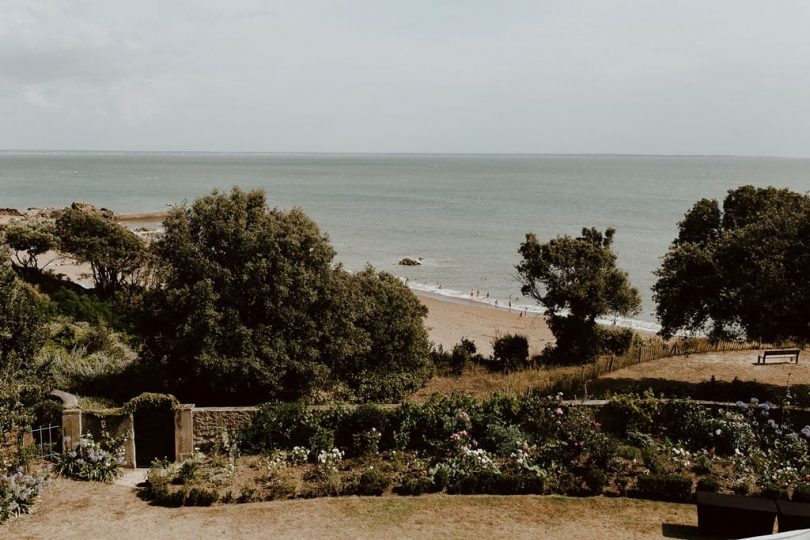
[0,208,23,217]
[399,257,422,266]
[70,201,115,219]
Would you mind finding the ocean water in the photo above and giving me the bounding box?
[2,152,809,330]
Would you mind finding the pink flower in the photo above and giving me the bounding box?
[554,408,563,415]
[460,430,468,437]
[451,434,460,441]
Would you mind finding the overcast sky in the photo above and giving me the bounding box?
[2,1,810,155]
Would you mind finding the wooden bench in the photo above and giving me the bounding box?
[777,500,810,532]
[758,348,801,365]
[696,491,777,538]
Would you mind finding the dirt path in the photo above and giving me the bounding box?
[6,478,698,539]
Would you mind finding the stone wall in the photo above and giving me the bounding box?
[191,407,259,449]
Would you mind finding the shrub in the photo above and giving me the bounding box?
[479,423,527,456]
[597,326,635,356]
[604,390,659,435]
[696,477,721,493]
[185,487,219,506]
[352,429,382,456]
[0,469,47,524]
[241,401,320,453]
[635,474,692,502]
[584,468,607,495]
[55,432,126,482]
[354,469,391,496]
[394,476,438,496]
[491,334,529,372]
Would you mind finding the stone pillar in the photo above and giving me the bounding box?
[61,407,82,452]
[174,404,195,462]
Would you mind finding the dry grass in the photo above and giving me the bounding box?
[7,478,699,539]
[408,364,582,402]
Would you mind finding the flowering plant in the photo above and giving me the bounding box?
[0,468,46,523]
[55,431,126,482]
[316,448,343,471]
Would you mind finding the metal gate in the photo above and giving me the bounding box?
[31,424,61,459]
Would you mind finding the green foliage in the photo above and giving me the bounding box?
[394,475,438,496]
[0,260,49,435]
[2,219,59,271]
[55,431,126,482]
[491,334,529,372]
[55,206,147,294]
[353,469,391,496]
[141,188,430,404]
[584,468,607,494]
[517,227,641,363]
[696,476,721,493]
[605,389,660,435]
[121,392,179,414]
[635,474,693,502]
[654,185,810,343]
[596,326,636,356]
[0,470,47,523]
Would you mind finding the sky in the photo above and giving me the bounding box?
[2,0,810,156]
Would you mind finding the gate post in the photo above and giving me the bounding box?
[175,404,195,462]
[61,407,82,452]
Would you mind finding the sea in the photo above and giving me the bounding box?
[2,152,809,332]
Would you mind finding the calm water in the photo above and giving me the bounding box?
[2,152,809,330]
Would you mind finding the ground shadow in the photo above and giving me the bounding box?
[661,523,707,539]
[588,376,810,408]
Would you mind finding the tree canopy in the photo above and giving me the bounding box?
[654,185,810,343]
[142,187,430,404]
[55,206,147,294]
[517,227,640,362]
[2,219,59,272]
[0,257,48,434]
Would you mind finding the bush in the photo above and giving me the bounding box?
[394,476,438,496]
[55,432,126,482]
[760,485,789,500]
[185,487,219,506]
[584,468,607,495]
[597,326,635,356]
[491,334,529,372]
[604,390,659,435]
[696,477,721,493]
[0,469,47,524]
[635,474,692,502]
[354,469,391,496]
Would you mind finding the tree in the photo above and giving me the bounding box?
[55,206,147,294]
[142,188,430,404]
[2,219,59,272]
[0,256,48,435]
[517,227,641,362]
[654,185,810,343]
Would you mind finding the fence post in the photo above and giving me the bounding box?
[175,404,195,462]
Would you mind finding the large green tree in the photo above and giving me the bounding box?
[142,188,430,404]
[55,206,147,294]
[0,257,48,435]
[2,219,59,272]
[654,185,810,343]
[517,227,641,362]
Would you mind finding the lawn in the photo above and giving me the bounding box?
[7,477,701,539]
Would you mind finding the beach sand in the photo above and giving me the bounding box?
[416,291,552,357]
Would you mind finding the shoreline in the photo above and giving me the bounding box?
[414,290,554,357]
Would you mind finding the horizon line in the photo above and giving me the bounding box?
[1,149,808,160]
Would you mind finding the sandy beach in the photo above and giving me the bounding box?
[416,290,552,357]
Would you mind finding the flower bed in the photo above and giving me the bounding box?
[138,392,810,506]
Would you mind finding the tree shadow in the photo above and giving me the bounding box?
[661,523,706,539]
[588,376,810,408]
